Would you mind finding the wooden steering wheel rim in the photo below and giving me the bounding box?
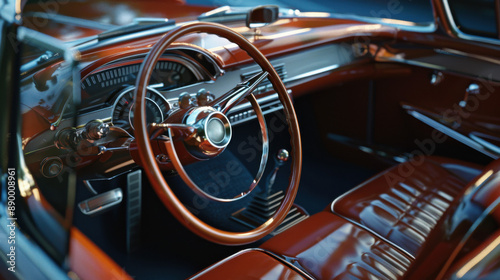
[134,22,302,245]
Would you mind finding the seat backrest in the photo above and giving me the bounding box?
[405,159,500,280]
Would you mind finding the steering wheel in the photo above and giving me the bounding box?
[133,22,302,245]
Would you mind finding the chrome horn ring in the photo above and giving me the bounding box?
[167,94,269,202]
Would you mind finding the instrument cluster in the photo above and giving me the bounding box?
[79,52,215,133]
[111,87,171,131]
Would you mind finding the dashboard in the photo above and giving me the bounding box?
[22,42,358,179]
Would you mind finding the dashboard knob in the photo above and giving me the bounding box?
[178,92,192,109]
[196,89,212,106]
[40,157,63,178]
[54,128,78,149]
[276,149,289,163]
[83,120,109,141]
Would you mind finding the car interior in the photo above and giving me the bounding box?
[3,0,500,279]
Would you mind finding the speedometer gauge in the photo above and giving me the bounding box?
[111,87,171,131]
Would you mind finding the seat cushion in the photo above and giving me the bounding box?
[261,212,413,280]
[331,156,482,256]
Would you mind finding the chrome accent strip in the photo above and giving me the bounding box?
[437,48,500,66]
[404,108,500,159]
[469,134,500,155]
[376,55,447,71]
[442,0,500,45]
[285,64,339,83]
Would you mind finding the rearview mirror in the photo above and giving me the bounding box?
[246,5,279,29]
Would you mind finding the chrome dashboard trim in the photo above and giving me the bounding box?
[285,64,340,83]
[376,55,447,71]
[436,48,500,66]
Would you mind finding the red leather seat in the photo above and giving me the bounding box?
[331,156,482,256]
[261,157,500,279]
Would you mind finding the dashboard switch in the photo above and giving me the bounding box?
[54,128,78,150]
[179,92,192,109]
[83,120,109,141]
[196,88,213,106]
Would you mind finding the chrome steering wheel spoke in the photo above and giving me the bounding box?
[150,123,197,142]
[211,71,269,114]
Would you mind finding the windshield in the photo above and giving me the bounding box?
[187,0,434,24]
[23,0,435,27]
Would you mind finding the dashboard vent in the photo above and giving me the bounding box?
[241,64,287,94]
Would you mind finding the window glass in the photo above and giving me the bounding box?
[448,0,498,38]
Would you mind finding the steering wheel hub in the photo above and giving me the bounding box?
[184,106,232,159]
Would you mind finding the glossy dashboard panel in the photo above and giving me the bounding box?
[74,43,355,129]
[21,21,368,180]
